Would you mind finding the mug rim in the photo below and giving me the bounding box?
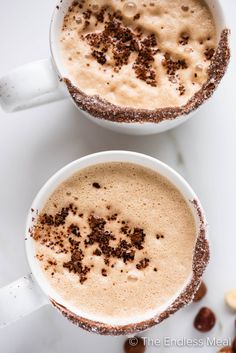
[25,150,209,335]
[49,0,230,127]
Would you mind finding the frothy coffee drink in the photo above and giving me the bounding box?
[32,163,196,324]
[60,0,217,109]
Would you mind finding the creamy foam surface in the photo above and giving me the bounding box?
[60,0,216,109]
[33,163,196,324]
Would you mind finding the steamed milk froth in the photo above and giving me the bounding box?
[33,163,196,323]
[60,0,216,109]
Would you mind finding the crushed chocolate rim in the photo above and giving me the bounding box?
[50,198,209,336]
[64,29,230,124]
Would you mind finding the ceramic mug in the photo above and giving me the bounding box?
[0,0,230,135]
[0,151,209,335]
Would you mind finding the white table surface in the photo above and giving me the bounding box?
[0,1,235,352]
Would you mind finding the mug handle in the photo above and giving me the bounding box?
[0,274,48,328]
[0,58,68,112]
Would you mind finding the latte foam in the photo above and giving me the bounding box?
[33,162,196,324]
[60,0,216,109]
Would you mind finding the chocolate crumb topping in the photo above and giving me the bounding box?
[64,30,230,124]
[121,225,129,234]
[133,13,141,20]
[102,268,108,276]
[130,228,146,250]
[48,259,57,266]
[93,248,102,256]
[54,208,69,226]
[83,14,159,86]
[33,203,152,283]
[104,258,110,266]
[83,20,90,29]
[68,224,80,237]
[179,32,190,45]
[63,249,90,284]
[92,50,107,65]
[181,5,189,12]
[108,213,118,221]
[71,249,84,262]
[82,9,92,20]
[40,213,54,226]
[204,48,215,60]
[95,6,107,23]
[162,53,187,77]
[156,233,164,239]
[136,258,150,270]
[92,182,101,189]
[133,35,159,87]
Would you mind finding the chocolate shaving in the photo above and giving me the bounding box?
[83,15,159,86]
[63,248,90,284]
[181,6,189,12]
[204,48,215,60]
[101,268,107,277]
[179,32,190,45]
[34,203,149,283]
[82,9,92,19]
[68,224,80,237]
[92,182,101,189]
[54,208,69,226]
[92,50,107,65]
[133,13,141,20]
[162,53,188,76]
[95,6,107,23]
[93,248,102,256]
[130,228,146,250]
[40,214,54,226]
[136,258,150,270]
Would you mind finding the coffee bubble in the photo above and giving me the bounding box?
[195,63,204,71]
[184,47,193,53]
[91,0,100,12]
[123,1,138,18]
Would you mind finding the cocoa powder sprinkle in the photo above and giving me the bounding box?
[64,30,230,124]
[33,203,152,283]
[83,14,159,86]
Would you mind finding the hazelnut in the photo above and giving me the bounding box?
[193,281,207,302]
[124,337,145,353]
[194,307,216,332]
[218,347,234,353]
[225,289,236,311]
[232,337,236,352]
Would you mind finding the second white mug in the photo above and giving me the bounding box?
[0,151,209,335]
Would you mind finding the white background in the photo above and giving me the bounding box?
[0,0,235,352]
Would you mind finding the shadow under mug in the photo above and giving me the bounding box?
[0,0,230,135]
[0,151,209,335]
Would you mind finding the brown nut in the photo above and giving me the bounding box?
[232,337,236,353]
[218,347,234,353]
[193,281,207,302]
[194,307,216,332]
[124,337,145,353]
[225,289,236,311]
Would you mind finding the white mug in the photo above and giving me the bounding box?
[0,151,209,335]
[0,0,230,135]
